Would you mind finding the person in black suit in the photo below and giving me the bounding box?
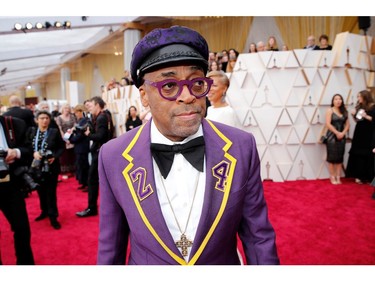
[76,96,113,217]
[3,95,36,128]
[26,110,65,229]
[4,96,37,198]
[0,115,35,264]
[68,104,90,190]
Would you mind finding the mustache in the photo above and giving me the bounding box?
[172,105,203,116]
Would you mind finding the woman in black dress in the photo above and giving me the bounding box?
[346,90,375,184]
[325,94,350,184]
[125,106,142,132]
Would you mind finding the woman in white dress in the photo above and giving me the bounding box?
[206,70,238,127]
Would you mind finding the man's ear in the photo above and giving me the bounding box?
[139,86,149,108]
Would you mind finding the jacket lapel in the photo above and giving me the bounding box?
[188,119,237,265]
[121,121,186,264]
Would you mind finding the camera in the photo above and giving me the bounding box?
[0,149,39,191]
[75,123,89,132]
[30,150,54,175]
[0,149,9,179]
[14,166,40,191]
[40,150,54,173]
[74,116,93,132]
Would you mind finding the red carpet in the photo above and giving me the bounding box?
[1,177,375,265]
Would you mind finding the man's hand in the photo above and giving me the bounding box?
[5,148,18,164]
[33,151,42,160]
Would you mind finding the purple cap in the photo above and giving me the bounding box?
[130,25,209,88]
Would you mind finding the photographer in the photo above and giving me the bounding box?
[76,96,113,218]
[0,115,34,264]
[26,110,65,229]
[68,104,90,191]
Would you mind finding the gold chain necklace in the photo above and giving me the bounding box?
[159,171,200,257]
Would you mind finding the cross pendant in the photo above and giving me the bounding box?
[175,233,193,257]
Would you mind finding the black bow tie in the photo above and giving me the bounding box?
[150,136,205,179]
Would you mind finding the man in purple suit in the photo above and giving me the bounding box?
[97,25,279,265]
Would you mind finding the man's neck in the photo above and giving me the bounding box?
[93,109,103,118]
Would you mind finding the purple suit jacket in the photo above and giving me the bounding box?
[97,119,279,265]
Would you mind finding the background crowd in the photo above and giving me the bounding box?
[0,95,115,264]
[206,33,332,73]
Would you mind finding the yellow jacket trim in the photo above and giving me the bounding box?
[187,120,237,265]
[122,124,186,265]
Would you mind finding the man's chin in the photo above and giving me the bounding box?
[172,121,201,139]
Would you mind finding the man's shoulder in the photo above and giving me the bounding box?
[7,106,32,113]
[100,129,142,163]
[97,111,111,121]
[3,106,18,115]
[4,107,34,117]
[204,119,247,133]
[203,119,254,142]
[103,125,143,148]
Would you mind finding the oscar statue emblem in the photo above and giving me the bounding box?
[316,113,321,124]
[243,111,252,127]
[272,58,279,69]
[345,46,352,68]
[262,85,271,106]
[308,95,313,106]
[234,61,246,72]
[263,161,273,182]
[297,160,306,180]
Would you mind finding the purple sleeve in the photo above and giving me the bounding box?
[97,144,129,265]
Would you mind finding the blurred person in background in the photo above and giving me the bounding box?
[76,96,114,218]
[3,95,35,128]
[220,49,229,72]
[304,35,320,50]
[248,42,257,53]
[125,106,142,132]
[0,115,34,264]
[68,104,90,191]
[206,70,239,128]
[55,103,77,179]
[26,110,65,230]
[35,101,58,129]
[256,41,266,52]
[266,36,279,51]
[324,94,350,184]
[318,34,332,50]
[346,90,375,184]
